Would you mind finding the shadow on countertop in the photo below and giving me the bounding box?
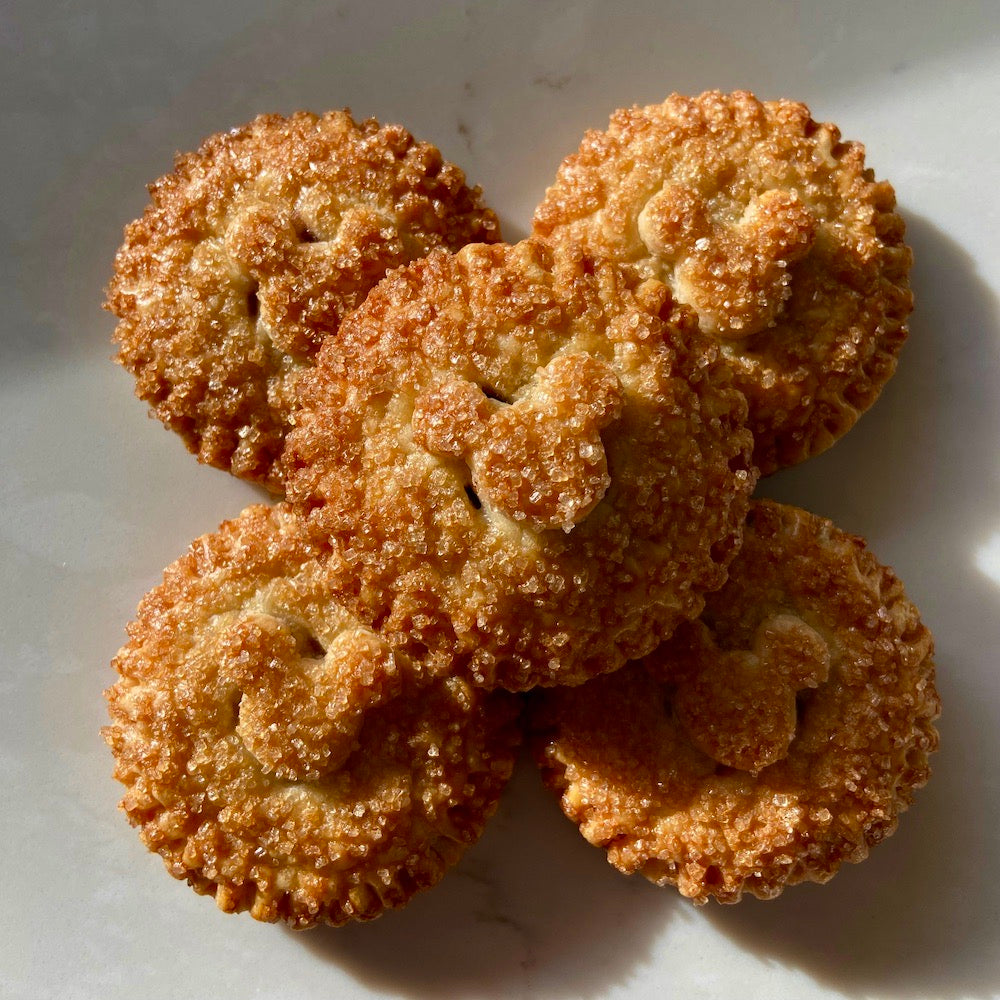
[295,755,677,1000]
[721,213,1000,999]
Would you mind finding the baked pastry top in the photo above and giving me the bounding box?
[104,503,521,927]
[107,110,501,491]
[283,237,757,691]
[532,499,939,903]
[533,91,913,474]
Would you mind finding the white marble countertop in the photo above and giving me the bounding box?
[3,2,999,997]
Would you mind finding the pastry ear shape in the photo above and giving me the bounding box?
[640,183,817,340]
[671,613,830,773]
[473,353,623,532]
[225,614,408,781]
[412,353,624,532]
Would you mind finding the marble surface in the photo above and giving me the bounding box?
[2,1,999,997]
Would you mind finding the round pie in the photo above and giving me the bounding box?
[531,499,939,902]
[283,237,756,691]
[104,503,521,927]
[533,91,913,474]
[107,110,501,491]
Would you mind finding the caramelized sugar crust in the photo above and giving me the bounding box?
[533,91,913,474]
[107,111,501,491]
[532,500,939,903]
[283,238,757,691]
[104,504,520,928]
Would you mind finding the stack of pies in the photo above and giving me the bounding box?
[103,93,939,927]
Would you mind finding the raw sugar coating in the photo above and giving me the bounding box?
[107,111,501,491]
[531,499,939,903]
[283,238,757,691]
[104,503,521,928]
[533,91,913,474]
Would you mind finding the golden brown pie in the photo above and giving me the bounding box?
[283,237,756,690]
[532,500,939,902]
[533,91,912,474]
[107,111,501,491]
[104,503,521,927]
